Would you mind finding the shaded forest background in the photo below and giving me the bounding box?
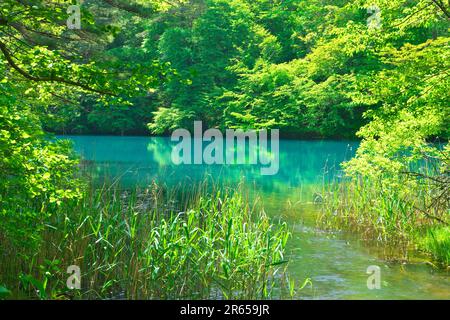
[20,0,446,139]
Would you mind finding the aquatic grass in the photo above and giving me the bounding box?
[419,226,450,268]
[0,182,290,299]
[319,160,449,267]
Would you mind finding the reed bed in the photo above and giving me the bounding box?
[318,159,449,267]
[0,182,290,299]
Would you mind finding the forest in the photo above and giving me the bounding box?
[0,0,449,300]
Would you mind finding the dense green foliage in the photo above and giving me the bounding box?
[3,1,447,137]
[314,1,449,266]
[0,0,164,250]
[46,0,445,140]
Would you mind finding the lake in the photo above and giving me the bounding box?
[60,135,450,300]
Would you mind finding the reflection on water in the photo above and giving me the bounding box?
[66,136,354,190]
[59,135,450,300]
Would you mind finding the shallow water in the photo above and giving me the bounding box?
[59,135,450,300]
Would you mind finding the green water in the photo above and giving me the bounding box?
[60,135,450,300]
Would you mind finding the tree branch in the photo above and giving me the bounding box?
[0,40,115,96]
[430,0,450,18]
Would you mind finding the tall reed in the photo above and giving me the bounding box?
[0,182,290,299]
[318,156,449,267]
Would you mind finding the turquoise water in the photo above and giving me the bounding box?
[60,135,450,300]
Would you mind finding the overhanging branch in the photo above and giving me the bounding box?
[430,0,450,18]
[0,40,115,95]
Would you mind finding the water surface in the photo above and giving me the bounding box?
[60,135,450,300]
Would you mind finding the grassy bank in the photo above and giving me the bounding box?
[319,168,449,268]
[0,182,291,299]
